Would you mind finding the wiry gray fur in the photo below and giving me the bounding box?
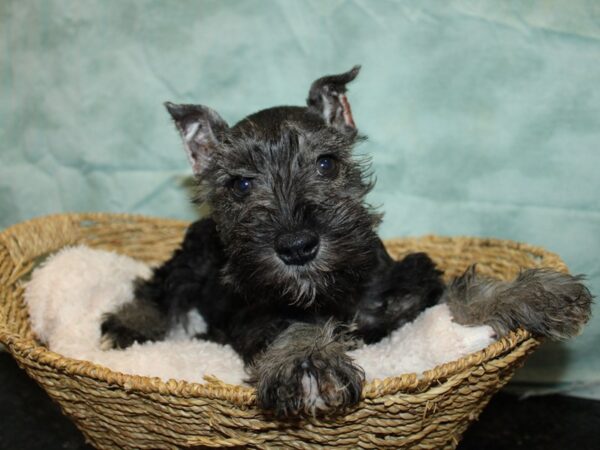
[445,266,593,340]
[248,322,364,417]
[100,65,594,418]
[100,298,168,350]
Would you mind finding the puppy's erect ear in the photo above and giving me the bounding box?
[307,65,360,133]
[164,102,229,174]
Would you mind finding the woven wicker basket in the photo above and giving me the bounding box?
[0,213,568,449]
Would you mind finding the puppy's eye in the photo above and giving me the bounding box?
[232,177,252,196]
[316,155,338,177]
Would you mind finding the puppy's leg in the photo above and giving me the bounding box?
[100,218,226,350]
[445,266,593,340]
[100,294,168,350]
[356,250,445,343]
[249,322,364,417]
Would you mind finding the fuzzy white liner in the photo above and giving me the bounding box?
[24,246,495,385]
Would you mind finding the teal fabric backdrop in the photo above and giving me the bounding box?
[1,1,599,397]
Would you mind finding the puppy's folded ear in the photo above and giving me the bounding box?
[165,102,229,174]
[307,65,360,134]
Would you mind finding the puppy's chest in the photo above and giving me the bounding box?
[274,293,369,326]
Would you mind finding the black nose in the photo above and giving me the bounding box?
[275,230,320,265]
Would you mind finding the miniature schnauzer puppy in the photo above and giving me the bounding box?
[101,66,593,417]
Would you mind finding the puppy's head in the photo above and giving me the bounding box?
[166,66,381,306]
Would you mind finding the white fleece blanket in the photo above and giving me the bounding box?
[24,246,495,385]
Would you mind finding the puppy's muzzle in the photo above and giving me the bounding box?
[275,230,320,265]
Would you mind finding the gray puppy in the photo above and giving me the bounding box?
[101,66,593,417]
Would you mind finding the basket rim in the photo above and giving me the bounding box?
[0,212,550,405]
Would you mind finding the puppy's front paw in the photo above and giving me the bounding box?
[446,267,594,341]
[254,355,364,417]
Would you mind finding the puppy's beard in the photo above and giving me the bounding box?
[222,245,334,308]
[223,234,377,308]
[271,256,329,307]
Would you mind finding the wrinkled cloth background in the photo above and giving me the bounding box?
[1,1,599,398]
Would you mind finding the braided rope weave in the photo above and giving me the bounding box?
[0,213,567,449]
